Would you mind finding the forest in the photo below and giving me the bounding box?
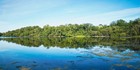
[0,18,140,37]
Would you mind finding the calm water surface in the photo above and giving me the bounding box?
[0,37,140,70]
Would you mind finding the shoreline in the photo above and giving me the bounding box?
[0,36,140,38]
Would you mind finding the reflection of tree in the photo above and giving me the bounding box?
[0,37,140,51]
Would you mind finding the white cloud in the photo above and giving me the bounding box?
[70,7,140,25]
[0,0,69,18]
[0,1,140,32]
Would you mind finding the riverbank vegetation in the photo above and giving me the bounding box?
[1,18,140,37]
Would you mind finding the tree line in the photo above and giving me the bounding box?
[0,18,140,37]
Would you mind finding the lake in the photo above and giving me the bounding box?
[0,37,140,70]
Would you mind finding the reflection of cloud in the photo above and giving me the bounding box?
[86,46,137,58]
[89,46,117,56]
[0,48,8,52]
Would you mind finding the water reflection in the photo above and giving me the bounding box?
[0,37,140,70]
[0,37,140,50]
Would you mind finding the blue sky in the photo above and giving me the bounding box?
[0,0,140,32]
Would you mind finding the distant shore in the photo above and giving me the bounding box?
[0,36,140,38]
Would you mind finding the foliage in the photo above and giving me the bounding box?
[1,18,140,37]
